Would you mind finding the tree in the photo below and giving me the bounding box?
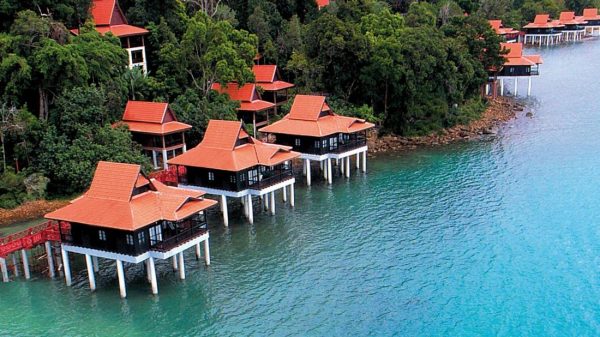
[405,2,437,27]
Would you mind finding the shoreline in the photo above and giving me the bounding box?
[368,97,525,154]
[0,199,70,227]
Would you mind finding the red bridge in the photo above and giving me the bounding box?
[0,221,64,258]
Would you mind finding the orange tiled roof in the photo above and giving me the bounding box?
[581,8,600,20]
[211,83,275,112]
[95,24,148,37]
[118,101,192,136]
[168,120,300,171]
[559,11,587,25]
[316,0,330,8]
[252,65,294,92]
[523,14,565,29]
[259,95,374,137]
[45,161,216,230]
[91,0,116,25]
[501,42,543,67]
[489,20,520,36]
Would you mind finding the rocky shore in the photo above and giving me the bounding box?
[368,97,525,154]
[0,199,70,226]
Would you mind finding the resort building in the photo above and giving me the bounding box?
[71,0,149,71]
[252,65,295,114]
[211,83,275,136]
[523,14,564,46]
[495,42,543,97]
[168,120,300,226]
[489,20,521,42]
[316,0,330,9]
[578,8,600,36]
[116,101,191,170]
[557,12,587,41]
[45,161,217,298]
[259,95,374,186]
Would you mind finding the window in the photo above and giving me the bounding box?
[131,49,144,64]
[149,225,162,245]
[315,141,320,148]
[98,230,107,241]
[126,234,134,246]
[208,172,215,181]
[322,139,328,148]
[230,175,237,183]
[295,138,301,146]
[138,231,147,246]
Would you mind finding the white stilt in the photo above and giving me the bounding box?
[340,158,345,175]
[361,151,367,173]
[322,160,327,179]
[290,184,295,207]
[302,160,307,176]
[172,255,178,271]
[21,249,30,280]
[152,151,158,169]
[195,243,201,260]
[162,150,168,170]
[145,260,152,282]
[85,254,96,291]
[45,241,55,278]
[306,159,311,186]
[61,247,71,286]
[243,195,249,218]
[116,260,126,298]
[528,77,532,96]
[0,258,8,282]
[514,78,518,96]
[148,257,158,295]
[178,252,185,280]
[264,193,269,211]
[282,185,287,202]
[247,195,254,224]
[500,78,504,96]
[12,254,18,277]
[204,239,211,266]
[327,158,332,184]
[345,156,350,178]
[270,191,276,215]
[356,153,360,169]
[221,195,229,226]
[92,256,99,273]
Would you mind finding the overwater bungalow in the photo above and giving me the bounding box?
[558,12,587,41]
[71,0,149,72]
[253,65,295,114]
[577,8,600,36]
[45,161,217,298]
[115,101,191,170]
[489,20,521,43]
[496,42,543,96]
[167,120,300,226]
[211,83,275,136]
[523,14,564,46]
[259,95,374,186]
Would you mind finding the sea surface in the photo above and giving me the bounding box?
[2,41,600,336]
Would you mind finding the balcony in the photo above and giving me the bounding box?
[332,139,367,154]
[151,220,207,252]
[248,169,294,190]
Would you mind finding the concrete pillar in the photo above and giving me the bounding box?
[172,255,178,271]
[221,195,229,227]
[345,156,350,178]
[264,193,269,211]
[340,158,344,175]
[514,78,518,96]
[204,239,211,266]
[148,257,158,295]
[178,252,185,280]
[290,184,295,207]
[306,159,311,186]
[362,151,367,173]
[45,241,55,278]
[247,195,254,224]
[0,258,8,282]
[11,254,18,277]
[195,243,201,260]
[242,195,248,217]
[116,260,126,298]
[21,249,30,280]
[356,153,360,169]
[85,254,96,291]
[302,160,307,176]
[145,260,152,283]
[500,78,504,96]
[327,158,332,184]
[322,160,327,179]
[269,191,276,215]
[162,150,168,170]
[282,185,287,202]
[152,151,158,169]
[61,247,71,286]
[92,256,99,273]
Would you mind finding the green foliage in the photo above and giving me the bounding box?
[0,169,27,208]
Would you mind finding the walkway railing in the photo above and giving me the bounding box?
[0,221,63,258]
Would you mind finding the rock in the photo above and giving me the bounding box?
[526,111,533,118]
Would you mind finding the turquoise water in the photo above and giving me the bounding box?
[2,42,600,336]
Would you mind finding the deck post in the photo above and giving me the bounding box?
[356,153,360,169]
[290,184,295,207]
[116,260,127,298]
[45,241,55,278]
[528,77,532,96]
[92,256,99,273]
[195,243,201,260]
[152,151,158,169]
[302,160,307,176]
[21,249,30,280]
[327,158,332,184]
[148,257,158,295]
[221,195,229,226]
[162,150,168,170]
[172,255,178,271]
[204,239,211,266]
[500,78,504,96]
[345,156,350,178]
[0,258,8,282]
[61,247,71,286]
[11,254,19,277]
[85,254,96,291]
[514,78,518,96]
[270,191,276,215]
[282,185,287,202]
[243,195,248,218]
[306,159,311,186]
[178,252,185,280]
[340,158,344,175]
[248,195,254,224]
[362,151,367,173]
[264,193,269,211]
[145,260,152,282]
